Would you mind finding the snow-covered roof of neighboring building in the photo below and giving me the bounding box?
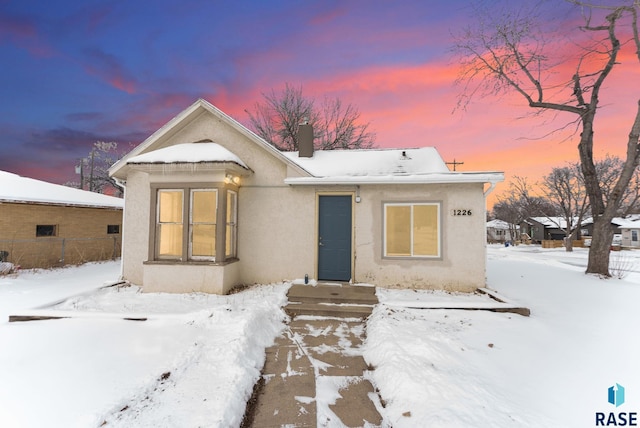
[486,219,518,229]
[283,148,503,185]
[579,215,640,228]
[0,171,123,209]
[526,217,581,229]
[126,142,250,170]
[610,215,640,229]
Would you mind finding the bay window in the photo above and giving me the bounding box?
[154,186,237,262]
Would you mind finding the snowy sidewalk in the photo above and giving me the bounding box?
[244,283,386,427]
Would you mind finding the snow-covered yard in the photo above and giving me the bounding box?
[1,245,639,427]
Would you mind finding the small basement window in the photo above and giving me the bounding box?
[36,225,57,237]
[107,225,120,234]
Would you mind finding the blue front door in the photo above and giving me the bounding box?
[318,195,352,281]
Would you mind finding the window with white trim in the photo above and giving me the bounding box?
[155,187,237,262]
[384,203,440,258]
[225,190,237,258]
[189,189,217,260]
[157,190,184,258]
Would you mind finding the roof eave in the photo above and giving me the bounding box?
[0,198,123,210]
[284,172,505,186]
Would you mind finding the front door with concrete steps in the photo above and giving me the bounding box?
[317,195,352,282]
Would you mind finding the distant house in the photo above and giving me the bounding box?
[618,215,640,248]
[486,219,518,243]
[581,217,628,238]
[520,217,585,242]
[0,171,123,268]
[109,99,504,294]
[586,215,640,248]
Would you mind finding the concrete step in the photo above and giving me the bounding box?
[285,302,374,318]
[286,283,378,319]
[288,283,378,305]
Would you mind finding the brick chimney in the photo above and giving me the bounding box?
[298,121,314,158]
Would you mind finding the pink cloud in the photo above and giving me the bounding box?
[0,13,55,57]
[82,48,138,94]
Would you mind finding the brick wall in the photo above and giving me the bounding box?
[0,202,123,268]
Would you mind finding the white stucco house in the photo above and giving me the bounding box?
[109,99,503,294]
[615,215,640,248]
[486,219,518,243]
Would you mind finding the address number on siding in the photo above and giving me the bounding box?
[451,209,472,216]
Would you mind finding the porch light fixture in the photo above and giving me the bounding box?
[225,174,240,185]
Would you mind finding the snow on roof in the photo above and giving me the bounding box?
[0,171,123,209]
[126,142,249,169]
[527,217,585,229]
[486,219,517,229]
[611,215,640,229]
[282,147,503,185]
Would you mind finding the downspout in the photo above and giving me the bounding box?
[114,177,126,280]
[483,181,497,197]
[483,181,498,285]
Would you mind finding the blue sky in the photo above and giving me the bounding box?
[1,0,637,196]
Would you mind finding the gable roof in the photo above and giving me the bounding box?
[109,98,308,180]
[0,171,123,209]
[126,142,250,170]
[109,98,504,187]
[283,148,503,185]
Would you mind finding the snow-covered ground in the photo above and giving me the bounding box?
[1,246,639,427]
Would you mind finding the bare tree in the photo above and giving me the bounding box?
[541,163,590,251]
[246,83,376,151]
[595,154,640,216]
[246,84,316,151]
[453,1,640,276]
[493,176,558,242]
[67,141,129,196]
[316,97,376,150]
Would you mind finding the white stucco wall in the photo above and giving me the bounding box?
[119,108,491,293]
[121,170,150,286]
[352,183,487,291]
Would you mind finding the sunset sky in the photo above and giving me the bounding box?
[1,0,638,207]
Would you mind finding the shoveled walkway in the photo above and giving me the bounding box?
[244,282,384,427]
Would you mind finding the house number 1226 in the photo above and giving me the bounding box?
[452,209,472,216]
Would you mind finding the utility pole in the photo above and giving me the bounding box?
[75,159,84,189]
[446,159,464,171]
[89,148,95,192]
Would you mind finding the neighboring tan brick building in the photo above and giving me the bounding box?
[0,171,123,268]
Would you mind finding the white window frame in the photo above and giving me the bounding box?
[383,202,441,259]
[226,190,238,258]
[189,189,218,261]
[156,189,184,260]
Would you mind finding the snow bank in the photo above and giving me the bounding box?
[0,273,289,428]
